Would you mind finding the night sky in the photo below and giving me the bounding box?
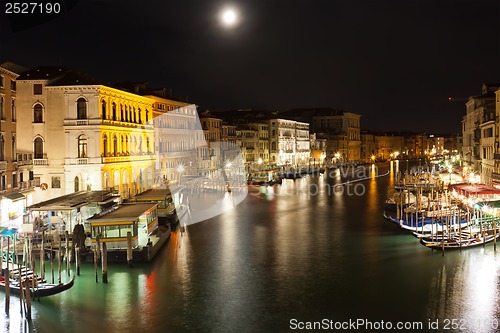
[1,0,499,134]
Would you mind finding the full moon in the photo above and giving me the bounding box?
[220,8,238,27]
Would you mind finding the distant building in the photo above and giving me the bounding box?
[462,83,499,184]
[374,134,404,160]
[198,110,222,176]
[310,133,326,167]
[281,108,361,164]
[360,131,376,162]
[268,118,310,169]
[426,135,445,155]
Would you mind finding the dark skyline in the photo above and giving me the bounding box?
[1,0,498,134]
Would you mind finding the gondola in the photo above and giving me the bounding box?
[0,275,75,298]
[419,233,500,251]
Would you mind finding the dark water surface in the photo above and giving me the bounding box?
[2,162,500,332]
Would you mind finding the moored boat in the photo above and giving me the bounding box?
[0,271,75,298]
[419,232,500,251]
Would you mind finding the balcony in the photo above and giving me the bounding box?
[65,157,97,165]
[17,153,33,164]
[19,180,35,191]
[102,154,155,164]
[63,118,154,130]
[34,159,48,166]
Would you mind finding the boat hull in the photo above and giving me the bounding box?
[0,276,75,298]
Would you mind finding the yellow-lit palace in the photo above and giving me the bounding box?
[16,67,159,203]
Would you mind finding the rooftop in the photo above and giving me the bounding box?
[28,190,116,210]
[87,203,157,222]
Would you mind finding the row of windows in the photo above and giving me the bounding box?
[101,100,150,124]
[0,172,34,192]
[102,133,152,157]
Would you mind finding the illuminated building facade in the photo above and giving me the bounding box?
[0,62,33,226]
[16,67,156,203]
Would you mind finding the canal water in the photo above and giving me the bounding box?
[2,162,500,332]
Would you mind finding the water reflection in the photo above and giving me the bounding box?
[3,163,500,333]
[427,251,500,333]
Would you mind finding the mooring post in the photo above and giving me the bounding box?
[40,231,45,280]
[65,230,70,276]
[5,237,10,315]
[75,246,80,276]
[126,231,133,267]
[102,242,108,283]
[25,279,32,320]
[58,234,62,283]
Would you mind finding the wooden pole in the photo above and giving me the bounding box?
[494,218,497,251]
[5,237,10,314]
[40,230,45,280]
[102,242,108,283]
[65,230,70,276]
[93,244,98,283]
[58,234,62,283]
[25,279,32,320]
[51,235,55,284]
[75,246,80,276]
[96,236,101,266]
[19,260,24,316]
[126,231,133,267]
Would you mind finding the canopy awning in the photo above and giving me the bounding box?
[3,192,25,202]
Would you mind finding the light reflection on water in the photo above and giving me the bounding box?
[1,163,500,332]
[427,251,500,333]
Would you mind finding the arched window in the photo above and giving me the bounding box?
[133,107,137,123]
[34,137,43,159]
[128,106,131,122]
[113,135,118,156]
[33,103,43,123]
[77,98,87,119]
[121,136,124,154]
[112,102,117,121]
[145,110,149,123]
[120,105,124,121]
[101,100,107,120]
[103,134,108,156]
[74,176,80,192]
[78,135,87,158]
[138,108,142,123]
[146,137,150,153]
